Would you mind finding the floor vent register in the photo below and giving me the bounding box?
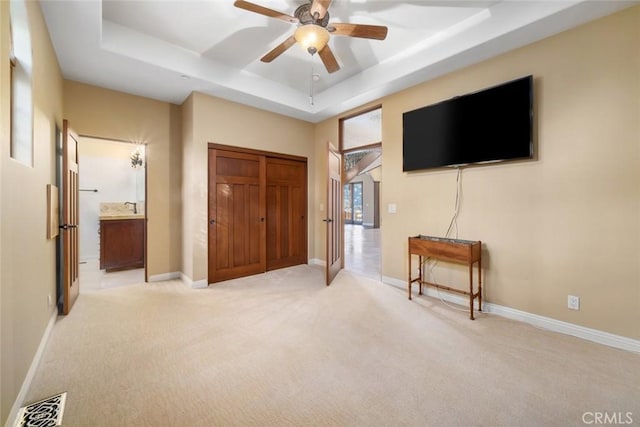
[15,392,66,427]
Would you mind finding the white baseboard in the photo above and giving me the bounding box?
[180,273,208,289]
[482,303,640,354]
[309,258,326,267]
[382,275,640,354]
[147,272,181,282]
[5,309,58,427]
[149,272,207,289]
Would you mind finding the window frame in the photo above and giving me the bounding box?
[339,105,382,153]
[8,0,34,167]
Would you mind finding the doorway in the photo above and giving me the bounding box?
[342,159,381,280]
[340,106,382,280]
[77,136,146,291]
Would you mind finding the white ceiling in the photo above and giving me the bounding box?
[41,0,638,123]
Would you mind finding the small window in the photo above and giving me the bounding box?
[340,107,381,151]
[340,106,382,180]
[9,0,34,166]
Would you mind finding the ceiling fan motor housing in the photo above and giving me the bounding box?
[294,2,330,27]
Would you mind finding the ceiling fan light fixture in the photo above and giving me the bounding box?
[294,24,329,55]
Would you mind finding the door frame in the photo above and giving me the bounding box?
[338,105,383,281]
[208,143,307,163]
[74,134,149,283]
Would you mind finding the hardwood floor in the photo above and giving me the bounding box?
[344,224,381,279]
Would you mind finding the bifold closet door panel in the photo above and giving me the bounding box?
[208,149,266,283]
[266,157,307,271]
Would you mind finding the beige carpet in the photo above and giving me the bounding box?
[25,265,640,426]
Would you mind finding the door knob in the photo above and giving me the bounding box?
[322,218,333,223]
[209,219,215,225]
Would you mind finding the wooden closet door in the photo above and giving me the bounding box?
[208,149,266,283]
[266,157,307,271]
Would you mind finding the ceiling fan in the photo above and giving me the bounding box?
[234,0,388,73]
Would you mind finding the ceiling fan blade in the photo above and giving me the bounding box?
[330,23,388,40]
[310,0,332,20]
[233,0,298,24]
[318,45,340,74]
[261,35,297,63]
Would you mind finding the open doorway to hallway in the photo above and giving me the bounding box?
[78,136,146,291]
[340,106,382,280]
[342,157,381,279]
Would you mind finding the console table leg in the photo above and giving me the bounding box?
[418,256,423,295]
[478,253,482,312]
[408,251,412,300]
[469,263,474,320]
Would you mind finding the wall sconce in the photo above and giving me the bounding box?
[130,147,143,169]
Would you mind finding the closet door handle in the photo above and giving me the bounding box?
[209,219,215,225]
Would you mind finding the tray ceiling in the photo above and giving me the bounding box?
[41,1,637,122]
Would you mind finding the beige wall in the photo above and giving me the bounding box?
[182,92,315,283]
[63,81,183,278]
[315,6,640,339]
[79,136,143,160]
[0,1,64,423]
[181,94,195,280]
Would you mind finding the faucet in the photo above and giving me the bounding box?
[124,202,137,214]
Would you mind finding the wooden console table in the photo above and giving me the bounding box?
[408,235,482,320]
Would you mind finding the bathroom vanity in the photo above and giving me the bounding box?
[99,215,145,272]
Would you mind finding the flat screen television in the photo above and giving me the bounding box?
[402,75,533,171]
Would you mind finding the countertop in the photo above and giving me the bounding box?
[99,214,145,221]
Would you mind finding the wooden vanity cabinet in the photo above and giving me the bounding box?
[100,218,145,272]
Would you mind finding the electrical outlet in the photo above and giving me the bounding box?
[47,294,53,307]
[568,295,580,310]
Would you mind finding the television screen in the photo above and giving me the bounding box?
[402,75,533,171]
